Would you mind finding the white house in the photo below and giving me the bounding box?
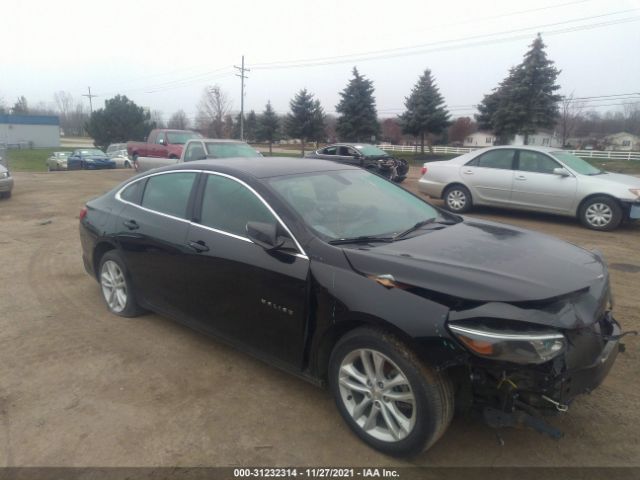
[464,131,495,147]
[604,132,640,151]
[0,114,60,148]
[510,130,562,148]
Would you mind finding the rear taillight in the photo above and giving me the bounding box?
[79,206,88,220]
[421,166,428,175]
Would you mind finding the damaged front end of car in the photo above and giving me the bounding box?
[444,279,628,439]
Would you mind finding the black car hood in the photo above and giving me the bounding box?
[342,219,605,303]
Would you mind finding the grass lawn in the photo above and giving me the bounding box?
[4,148,74,172]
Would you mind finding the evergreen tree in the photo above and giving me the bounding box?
[285,89,326,155]
[476,34,562,144]
[85,95,153,149]
[335,67,380,142]
[399,69,450,153]
[257,101,280,155]
[245,110,258,142]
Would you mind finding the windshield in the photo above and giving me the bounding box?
[551,151,602,175]
[80,149,105,156]
[268,169,440,241]
[354,145,390,157]
[166,131,201,144]
[205,142,261,158]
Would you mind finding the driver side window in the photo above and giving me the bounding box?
[184,142,206,162]
[199,174,277,237]
[322,146,337,155]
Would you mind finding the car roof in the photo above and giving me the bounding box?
[324,143,376,147]
[192,138,249,144]
[168,157,359,178]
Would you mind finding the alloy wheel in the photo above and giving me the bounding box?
[338,348,417,442]
[100,260,127,313]
[585,202,613,228]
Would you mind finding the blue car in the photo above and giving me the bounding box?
[67,149,116,170]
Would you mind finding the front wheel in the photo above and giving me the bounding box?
[99,251,145,317]
[443,185,472,213]
[579,196,623,231]
[329,328,453,456]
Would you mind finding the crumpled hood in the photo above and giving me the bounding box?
[342,219,606,302]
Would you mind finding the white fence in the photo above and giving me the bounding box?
[377,144,640,161]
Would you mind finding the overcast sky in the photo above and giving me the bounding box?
[2,0,639,122]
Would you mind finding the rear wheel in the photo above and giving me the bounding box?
[98,250,145,317]
[579,196,623,231]
[329,328,453,456]
[443,185,472,213]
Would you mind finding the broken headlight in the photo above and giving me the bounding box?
[448,323,566,365]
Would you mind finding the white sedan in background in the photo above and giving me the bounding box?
[418,146,640,231]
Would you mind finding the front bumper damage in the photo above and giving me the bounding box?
[457,312,626,438]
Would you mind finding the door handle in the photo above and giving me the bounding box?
[123,219,139,230]
[462,169,473,175]
[515,175,527,181]
[187,240,210,253]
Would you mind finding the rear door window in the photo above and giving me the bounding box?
[141,172,197,219]
[476,149,515,170]
[120,179,146,204]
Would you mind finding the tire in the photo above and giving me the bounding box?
[98,250,145,317]
[443,185,472,213]
[0,191,11,199]
[328,328,453,456]
[578,196,623,231]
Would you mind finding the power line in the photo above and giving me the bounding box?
[82,87,98,114]
[234,56,250,140]
[251,10,639,70]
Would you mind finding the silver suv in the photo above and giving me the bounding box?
[418,146,640,231]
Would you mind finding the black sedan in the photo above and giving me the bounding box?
[306,143,409,183]
[79,158,623,456]
[67,148,116,170]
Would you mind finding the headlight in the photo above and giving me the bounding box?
[449,323,566,365]
[0,171,8,179]
[629,188,640,197]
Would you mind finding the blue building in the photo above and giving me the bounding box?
[0,114,60,148]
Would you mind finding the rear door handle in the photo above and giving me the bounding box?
[515,175,527,181]
[123,219,139,230]
[187,240,210,253]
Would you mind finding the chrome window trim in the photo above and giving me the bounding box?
[449,324,564,341]
[200,171,308,259]
[114,169,309,259]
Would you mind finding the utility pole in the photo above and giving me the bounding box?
[234,56,250,140]
[82,87,98,114]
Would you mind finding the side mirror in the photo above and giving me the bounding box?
[553,167,570,177]
[246,221,284,251]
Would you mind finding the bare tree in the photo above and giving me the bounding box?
[167,110,190,129]
[623,102,640,136]
[54,91,74,117]
[559,93,585,147]
[196,85,231,137]
[150,110,166,128]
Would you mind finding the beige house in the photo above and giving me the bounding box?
[464,131,495,147]
[604,132,640,151]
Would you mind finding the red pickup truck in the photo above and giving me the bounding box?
[127,129,202,166]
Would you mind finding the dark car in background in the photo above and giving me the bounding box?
[306,143,409,182]
[67,149,116,170]
[79,158,623,456]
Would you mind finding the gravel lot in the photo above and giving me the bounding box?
[0,167,638,467]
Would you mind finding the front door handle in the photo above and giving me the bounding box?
[515,175,527,181]
[188,240,210,253]
[462,169,474,175]
[123,219,139,230]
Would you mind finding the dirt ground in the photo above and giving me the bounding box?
[0,167,638,467]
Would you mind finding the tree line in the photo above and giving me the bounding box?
[3,33,638,151]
